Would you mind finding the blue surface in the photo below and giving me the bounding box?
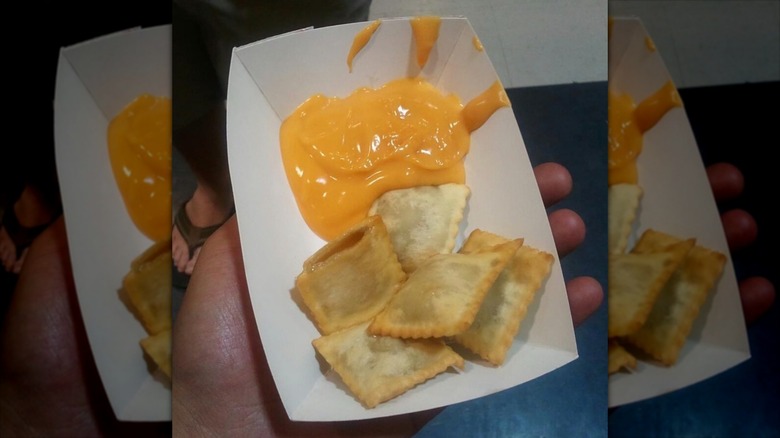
[416,82,608,437]
[608,83,780,437]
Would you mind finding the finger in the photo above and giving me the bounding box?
[706,162,744,202]
[739,276,775,325]
[566,276,603,327]
[534,162,573,208]
[721,209,758,251]
[548,208,585,257]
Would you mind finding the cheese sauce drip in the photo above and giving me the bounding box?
[107,94,172,242]
[644,36,656,52]
[608,81,682,185]
[280,78,508,240]
[462,81,510,132]
[472,35,484,52]
[410,16,441,68]
[347,19,381,72]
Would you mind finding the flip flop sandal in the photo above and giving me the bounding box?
[171,201,234,289]
[172,200,235,263]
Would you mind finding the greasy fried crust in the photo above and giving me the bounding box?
[608,183,643,254]
[368,238,522,339]
[624,239,726,365]
[369,184,470,273]
[120,239,172,380]
[140,329,171,378]
[455,230,552,365]
[312,322,464,408]
[608,235,694,337]
[608,339,637,374]
[122,238,172,335]
[296,216,407,334]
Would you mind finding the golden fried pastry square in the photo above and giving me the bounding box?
[312,322,464,408]
[608,235,694,337]
[459,228,519,254]
[625,237,726,365]
[122,238,172,335]
[455,230,552,365]
[296,216,407,334]
[140,328,171,378]
[608,183,643,254]
[368,237,522,339]
[608,339,637,375]
[368,184,470,273]
[630,228,692,254]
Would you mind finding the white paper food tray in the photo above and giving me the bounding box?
[608,17,750,407]
[54,25,171,421]
[227,17,577,421]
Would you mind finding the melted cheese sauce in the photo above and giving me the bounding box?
[107,94,172,241]
[644,36,656,52]
[410,16,442,68]
[280,78,509,240]
[462,81,510,132]
[347,19,381,72]
[608,81,682,185]
[472,36,484,52]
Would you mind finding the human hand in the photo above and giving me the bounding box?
[171,162,603,436]
[706,162,775,324]
[535,162,603,326]
[0,217,170,437]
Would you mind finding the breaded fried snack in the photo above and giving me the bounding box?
[625,239,726,365]
[455,230,552,365]
[369,238,521,339]
[608,234,694,337]
[608,183,643,254]
[140,329,171,378]
[313,322,464,408]
[296,216,407,334]
[608,339,637,374]
[369,184,470,273]
[122,238,172,335]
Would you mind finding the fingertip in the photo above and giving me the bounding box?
[549,208,585,257]
[721,209,758,250]
[566,276,603,327]
[740,276,775,325]
[707,162,744,202]
[534,162,573,208]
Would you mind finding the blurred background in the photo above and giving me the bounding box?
[609,0,779,88]
[608,1,779,437]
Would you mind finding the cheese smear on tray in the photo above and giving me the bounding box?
[281,18,508,240]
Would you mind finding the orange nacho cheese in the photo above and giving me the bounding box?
[107,94,172,241]
[608,81,681,186]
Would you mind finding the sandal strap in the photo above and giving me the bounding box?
[173,202,235,258]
